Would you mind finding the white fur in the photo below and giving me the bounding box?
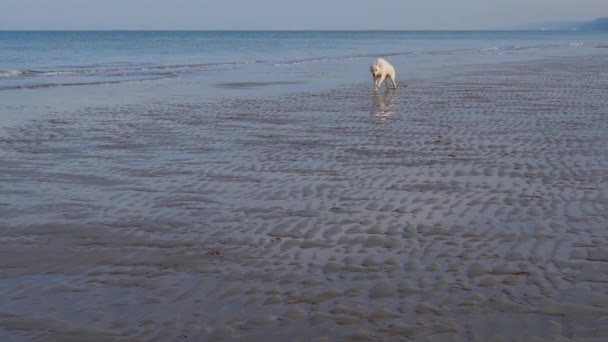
[370,58,397,91]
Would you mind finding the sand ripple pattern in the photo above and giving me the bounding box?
[1,56,608,341]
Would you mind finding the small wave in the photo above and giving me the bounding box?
[83,60,262,74]
[0,73,179,91]
[0,69,83,78]
[504,45,521,50]
[0,70,22,77]
[0,60,262,79]
[272,41,581,67]
[273,57,366,66]
[273,52,422,66]
[0,60,262,91]
[272,44,569,67]
[570,42,584,46]
[272,46,522,66]
[478,44,552,53]
[0,70,29,77]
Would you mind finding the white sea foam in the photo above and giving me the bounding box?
[0,70,25,77]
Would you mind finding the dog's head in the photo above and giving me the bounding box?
[371,64,381,77]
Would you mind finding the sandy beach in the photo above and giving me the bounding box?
[1,54,607,341]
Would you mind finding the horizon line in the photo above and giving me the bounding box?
[0,28,582,32]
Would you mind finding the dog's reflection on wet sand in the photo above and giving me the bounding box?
[371,89,396,123]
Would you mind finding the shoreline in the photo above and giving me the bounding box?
[1,54,607,341]
[2,38,607,128]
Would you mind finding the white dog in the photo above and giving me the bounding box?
[370,58,397,91]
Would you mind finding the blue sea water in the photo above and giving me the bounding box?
[1,30,607,91]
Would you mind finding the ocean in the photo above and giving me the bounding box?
[1,30,607,91]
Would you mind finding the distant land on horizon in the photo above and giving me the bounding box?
[519,17,608,31]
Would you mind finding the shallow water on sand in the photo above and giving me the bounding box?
[1,54,607,341]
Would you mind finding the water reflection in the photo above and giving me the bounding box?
[371,89,396,124]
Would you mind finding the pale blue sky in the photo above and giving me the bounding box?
[1,0,607,30]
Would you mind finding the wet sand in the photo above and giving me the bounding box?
[1,55,607,341]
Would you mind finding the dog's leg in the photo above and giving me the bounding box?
[378,74,386,91]
[389,74,397,89]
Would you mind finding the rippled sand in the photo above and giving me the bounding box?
[1,56,607,341]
